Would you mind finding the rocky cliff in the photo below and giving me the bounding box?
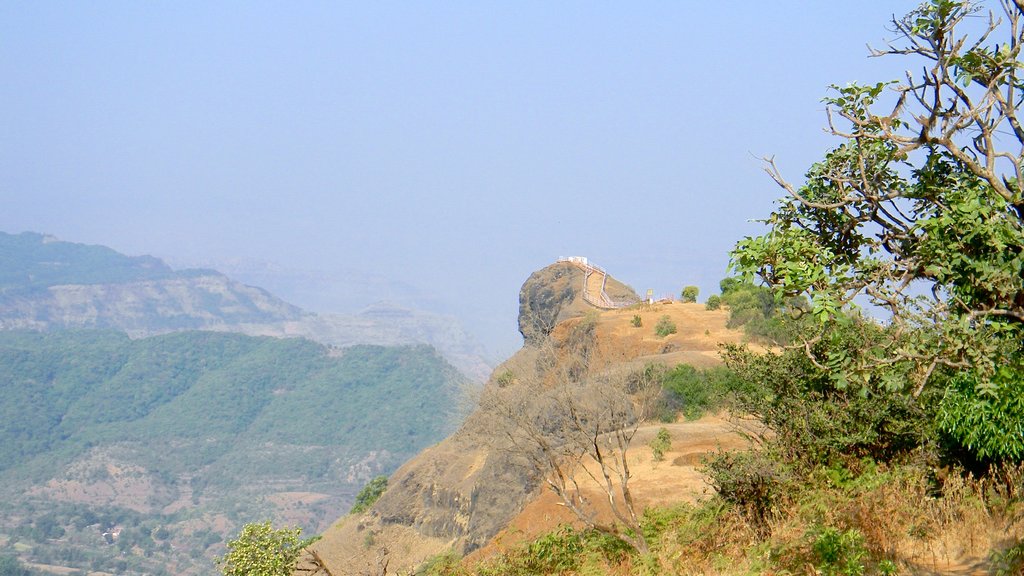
[302,260,641,575]
[518,260,638,344]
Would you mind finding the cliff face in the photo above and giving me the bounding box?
[304,260,639,575]
[518,261,638,344]
[0,274,303,333]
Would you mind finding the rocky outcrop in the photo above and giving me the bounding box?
[518,261,638,344]
[305,347,543,576]
[303,260,640,575]
[0,274,303,333]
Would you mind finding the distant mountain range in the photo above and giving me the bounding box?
[0,231,492,380]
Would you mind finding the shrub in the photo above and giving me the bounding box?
[475,525,631,576]
[938,367,1024,463]
[350,476,388,514]
[810,526,867,576]
[650,427,671,462]
[703,449,787,530]
[630,314,642,328]
[721,325,938,469]
[992,539,1024,576]
[705,295,721,310]
[658,364,744,421]
[217,521,311,576]
[654,315,676,337]
[681,286,699,303]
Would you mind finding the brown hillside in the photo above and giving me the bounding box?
[301,265,750,576]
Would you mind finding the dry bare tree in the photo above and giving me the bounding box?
[478,318,660,553]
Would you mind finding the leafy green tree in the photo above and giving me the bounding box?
[705,294,722,310]
[681,286,699,303]
[217,521,311,576]
[350,475,388,514]
[732,0,1024,461]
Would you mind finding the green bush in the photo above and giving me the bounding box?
[650,428,671,462]
[810,526,867,576]
[702,449,787,530]
[217,521,312,576]
[705,295,721,310]
[475,525,631,576]
[350,476,388,514]
[938,366,1024,462]
[654,315,677,337]
[992,539,1024,576]
[631,314,643,328]
[657,364,744,421]
[720,314,941,470]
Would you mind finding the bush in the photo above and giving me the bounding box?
[720,321,938,469]
[705,295,721,310]
[474,525,631,576]
[810,526,867,576]
[217,521,311,576]
[703,449,787,530]
[938,367,1024,463]
[650,428,671,462]
[350,476,388,514]
[681,286,699,303]
[654,315,676,337]
[630,315,642,328]
[658,364,744,421]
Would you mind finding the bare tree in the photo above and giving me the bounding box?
[478,318,660,553]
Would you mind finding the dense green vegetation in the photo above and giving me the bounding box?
[0,329,463,574]
[0,330,461,476]
[731,0,1024,463]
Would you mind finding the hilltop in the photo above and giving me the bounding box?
[301,260,752,575]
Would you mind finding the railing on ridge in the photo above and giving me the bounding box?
[556,257,638,309]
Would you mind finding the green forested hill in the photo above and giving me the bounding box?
[0,330,464,575]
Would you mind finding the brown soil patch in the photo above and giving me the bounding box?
[554,302,765,370]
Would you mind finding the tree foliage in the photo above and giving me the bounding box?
[681,285,699,303]
[732,0,1024,461]
[217,521,311,576]
[350,475,388,514]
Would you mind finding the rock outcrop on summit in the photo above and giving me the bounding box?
[518,260,637,344]
[301,261,693,576]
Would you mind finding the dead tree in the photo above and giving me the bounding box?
[479,318,660,554]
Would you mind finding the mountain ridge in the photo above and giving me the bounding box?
[0,231,492,380]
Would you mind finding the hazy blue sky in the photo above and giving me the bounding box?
[1,2,918,358]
